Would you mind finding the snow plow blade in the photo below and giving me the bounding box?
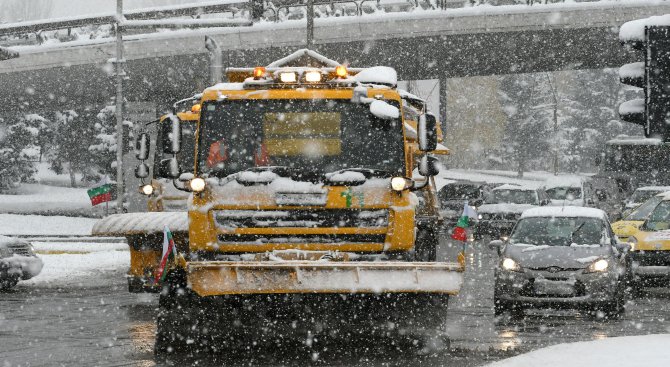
[187,261,464,296]
[91,212,188,236]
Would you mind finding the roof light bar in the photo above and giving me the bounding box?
[304,70,322,83]
[253,67,265,79]
[279,72,298,83]
[335,65,348,78]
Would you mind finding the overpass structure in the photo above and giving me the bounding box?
[0,0,669,115]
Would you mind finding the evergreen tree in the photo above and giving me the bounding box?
[88,105,134,180]
[0,114,44,189]
[48,110,96,187]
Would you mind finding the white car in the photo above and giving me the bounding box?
[544,175,589,207]
[0,235,43,289]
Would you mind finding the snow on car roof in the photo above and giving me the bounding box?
[544,175,583,188]
[0,234,29,247]
[493,183,534,191]
[521,206,607,220]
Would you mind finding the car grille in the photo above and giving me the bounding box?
[519,278,586,298]
[631,251,670,266]
[5,242,32,256]
[214,209,389,229]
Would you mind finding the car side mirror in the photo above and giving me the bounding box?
[162,114,182,154]
[157,157,181,179]
[540,199,549,206]
[418,113,438,152]
[488,239,504,255]
[586,198,594,206]
[134,162,150,179]
[135,133,150,160]
[615,241,631,253]
[418,155,440,177]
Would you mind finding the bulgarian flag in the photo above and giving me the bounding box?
[87,181,113,206]
[155,226,178,283]
[451,202,478,242]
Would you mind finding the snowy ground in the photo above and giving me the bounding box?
[486,334,670,367]
[0,214,98,236]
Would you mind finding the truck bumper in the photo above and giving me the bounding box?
[187,261,464,296]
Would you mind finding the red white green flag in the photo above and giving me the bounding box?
[86,183,112,206]
[451,202,478,242]
[155,227,178,283]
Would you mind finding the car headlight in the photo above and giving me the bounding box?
[585,259,609,273]
[390,177,411,191]
[190,177,206,192]
[140,184,154,196]
[478,214,483,220]
[501,257,522,272]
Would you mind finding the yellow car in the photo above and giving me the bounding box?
[628,192,670,288]
[612,194,664,242]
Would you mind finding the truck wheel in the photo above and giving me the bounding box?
[154,270,211,355]
[414,228,438,262]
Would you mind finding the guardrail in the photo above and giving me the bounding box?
[0,0,643,48]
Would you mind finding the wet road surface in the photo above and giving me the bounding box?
[2,238,670,366]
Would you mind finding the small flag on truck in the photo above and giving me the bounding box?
[451,202,477,242]
[155,227,178,283]
[86,182,113,206]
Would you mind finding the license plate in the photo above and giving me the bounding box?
[534,279,574,296]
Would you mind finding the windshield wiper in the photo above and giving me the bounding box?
[570,222,586,244]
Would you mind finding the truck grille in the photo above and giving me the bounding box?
[218,234,386,244]
[214,209,389,229]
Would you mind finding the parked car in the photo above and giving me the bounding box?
[475,184,549,239]
[0,235,43,290]
[438,181,492,226]
[612,193,665,242]
[589,175,626,221]
[627,192,670,292]
[489,206,629,318]
[623,186,670,215]
[544,175,592,207]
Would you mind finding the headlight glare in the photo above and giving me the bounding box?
[190,178,206,192]
[501,258,522,272]
[390,177,408,191]
[141,184,154,196]
[586,259,609,273]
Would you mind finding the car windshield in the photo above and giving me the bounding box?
[489,189,538,205]
[196,99,404,178]
[440,184,481,200]
[629,190,662,204]
[626,196,663,221]
[545,186,582,201]
[509,217,607,246]
[154,119,196,177]
[642,200,670,231]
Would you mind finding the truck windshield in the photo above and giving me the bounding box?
[197,99,405,178]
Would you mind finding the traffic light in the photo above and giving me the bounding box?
[619,24,670,141]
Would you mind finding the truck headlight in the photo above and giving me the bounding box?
[585,259,609,273]
[190,177,206,192]
[390,177,410,191]
[140,184,154,196]
[501,258,522,272]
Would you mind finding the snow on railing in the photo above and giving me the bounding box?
[0,0,658,48]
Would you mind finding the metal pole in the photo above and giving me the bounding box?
[439,76,448,142]
[306,0,314,48]
[115,0,125,213]
[205,36,223,85]
[546,73,558,176]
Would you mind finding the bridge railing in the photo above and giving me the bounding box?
[0,0,643,48]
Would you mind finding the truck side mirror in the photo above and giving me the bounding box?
[134,162,150,179]
[162,115,182,154]
[157,157,181,179]
[488,239,504,255]
[418,155,440,177]
[135,133,150,161]
[418,113,438,152]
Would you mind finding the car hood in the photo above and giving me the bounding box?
[611,220,643,238]
[503,243,612,269]
[479,203,537,214]
[635,229,670,250]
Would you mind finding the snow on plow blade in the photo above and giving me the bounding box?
[188,261,464,296]
[91,212,188,236]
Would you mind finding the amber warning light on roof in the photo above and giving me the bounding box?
[335,65,347,78]
[253,67,265,79]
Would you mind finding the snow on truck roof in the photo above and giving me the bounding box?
[521,206,607,220]
[636,186,670,192]
[606,136,663,145]
[493,183,534,191]
[620,14,670,42]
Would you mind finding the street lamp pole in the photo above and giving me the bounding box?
[546,73,559,176]
[306,0,314,48]
[115,0,125,213]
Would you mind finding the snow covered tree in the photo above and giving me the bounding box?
[88,105,134,179]
[0,114,45,188]
[48,110,96,187]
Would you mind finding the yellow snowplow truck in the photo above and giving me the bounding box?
[92,100,199,293]
[152,49,464,354]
